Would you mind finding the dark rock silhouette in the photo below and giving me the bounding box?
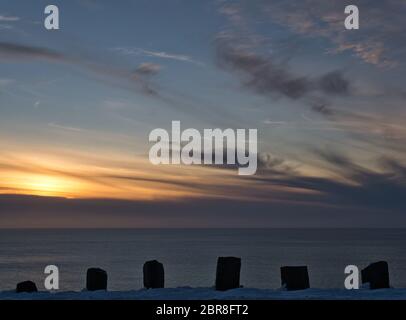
[86,268,108,291]
[16,280,38,293]
[143,260,165,289]
[215,257,241,291]
[361,261,390,289]
[281,266,310,290]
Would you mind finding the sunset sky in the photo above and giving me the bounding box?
[0,0,405,227]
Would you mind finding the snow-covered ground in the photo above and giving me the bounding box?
[1,287,406,300]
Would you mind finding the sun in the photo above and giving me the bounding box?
[27,176,62,191]
[21,174,79,198]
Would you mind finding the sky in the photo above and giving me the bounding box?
[0,0,405,228]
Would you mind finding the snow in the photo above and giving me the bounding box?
[1,287,406,300]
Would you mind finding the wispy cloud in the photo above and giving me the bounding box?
[0,78,15,86]
[258,0,406,68]
[215,33,350,106]
[0,15,20,22]
[0,42,63,60]
[134,62,161,75]
[0,42,163,97]
[48,123,84,132]
[218,0,406,67]
[114,47,204,66]
[0,24,13,30]
[1,149,405,227]
[256,150,406,210]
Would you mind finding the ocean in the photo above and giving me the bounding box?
[0,228,405,292]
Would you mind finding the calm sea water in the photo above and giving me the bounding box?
[0,229,405,291]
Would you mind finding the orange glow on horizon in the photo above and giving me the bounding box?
[0,148,229,200]
[20,174,79,198]
[0,145,354,202]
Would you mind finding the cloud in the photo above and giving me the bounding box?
[134,62,161,76]
[310,101,334,116]
[114,47,203,66]
[0,24,13,30]
[257,153,298,175]
[215,35,350,104]
[0,42,63,60]
[218,0,406,68]
[0,15,20,22]
[215,37,307,99]
[48,122,84,132]
[218,4,244,26]
[253,150,406,211]
[1,157,405,228]
[131,63,162,95]
[0,144,405,227]
[0,78,15,86]
[193,149,298,175]
[257,0,406,67]
[0,42,162,97]
[318,71,349,95]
